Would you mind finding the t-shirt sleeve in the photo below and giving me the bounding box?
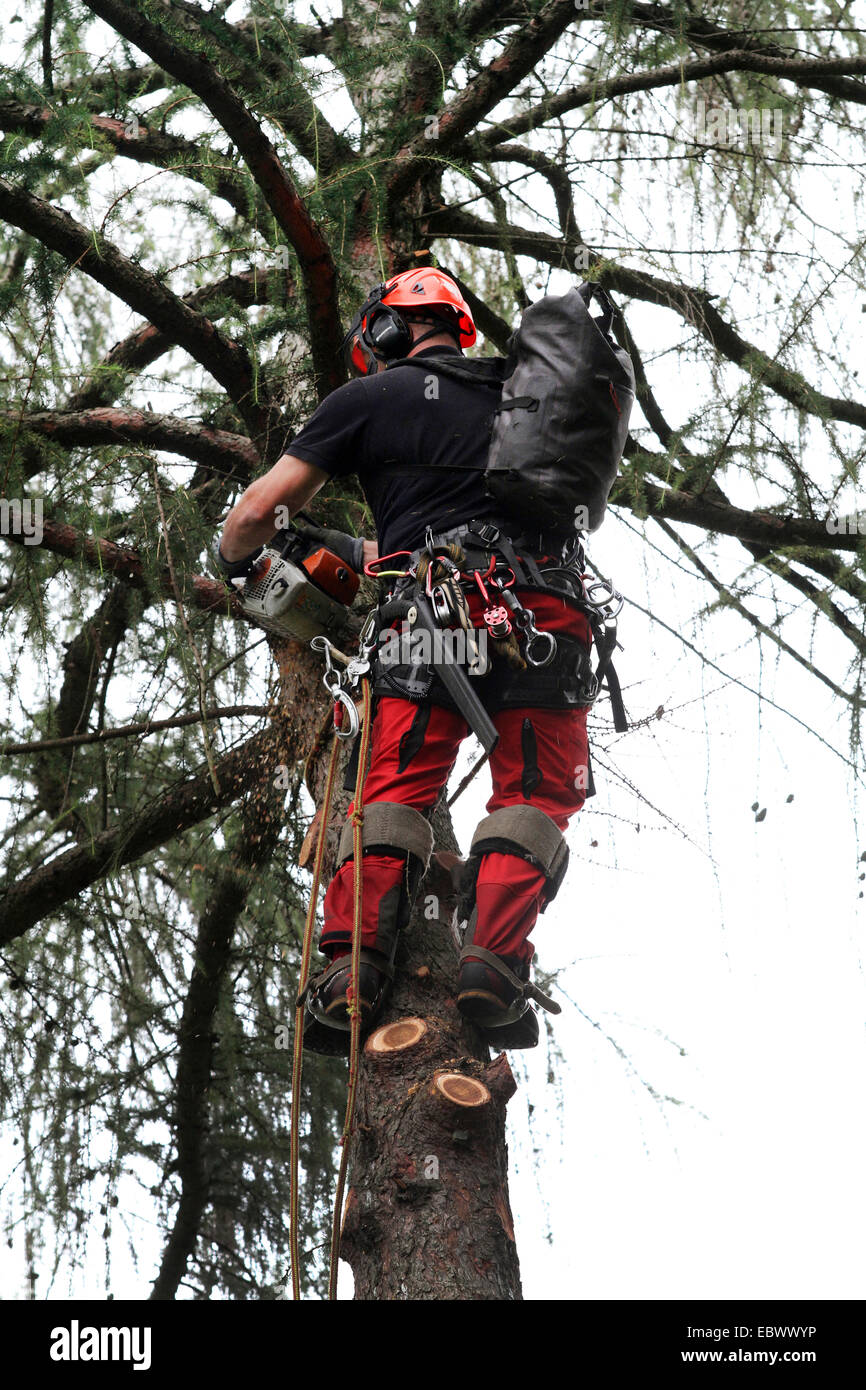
[285,379,369,477]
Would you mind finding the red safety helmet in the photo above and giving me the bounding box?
[344,267,477,375]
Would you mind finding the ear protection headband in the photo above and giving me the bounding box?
[341,282,461,376]
[340,284,413,376]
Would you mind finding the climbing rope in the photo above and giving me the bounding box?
[289,642,374,1302]
[289,706,342,1300]
[328,673,373,1300]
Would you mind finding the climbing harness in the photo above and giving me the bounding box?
[363,520,628,733]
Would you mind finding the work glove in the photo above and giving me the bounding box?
[291,520,365,574]
[209,535,265,591]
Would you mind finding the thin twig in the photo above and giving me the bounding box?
[151,466,222,796]
[0,706,270,756]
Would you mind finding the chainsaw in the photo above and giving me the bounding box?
[236,527,360,642]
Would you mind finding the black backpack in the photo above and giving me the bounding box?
[395,282,635,536]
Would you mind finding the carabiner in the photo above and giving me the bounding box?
[585,579,624,620]
[332,687,361,739]
[311,634,360,738]
[364,551,412,579]
[524,628,558,667]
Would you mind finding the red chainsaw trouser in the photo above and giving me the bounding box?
[321,590,591,967]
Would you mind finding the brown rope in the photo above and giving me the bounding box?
[328,676,374,1300]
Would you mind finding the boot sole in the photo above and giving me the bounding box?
[457,991,540,1049]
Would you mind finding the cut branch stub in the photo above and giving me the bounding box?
[430,1071,491,1109]
[365,1017,428,1055]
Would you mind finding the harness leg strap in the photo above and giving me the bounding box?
[331,801,434,963]
[459,804,570,916]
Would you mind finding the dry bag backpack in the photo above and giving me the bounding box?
[394,281,635,536]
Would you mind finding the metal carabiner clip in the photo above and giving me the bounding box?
[332,687,360,739]
[524,628,558,668]
[311,635,360,739]
[585,579,624,620]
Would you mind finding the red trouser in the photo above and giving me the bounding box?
[321,589,591,967]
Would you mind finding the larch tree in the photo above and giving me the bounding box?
[0,0,863,1301]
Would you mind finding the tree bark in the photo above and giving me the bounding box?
[340,820,522,1301]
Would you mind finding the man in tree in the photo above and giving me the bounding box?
[216,268,595,1054]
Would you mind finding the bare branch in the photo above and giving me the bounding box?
[12,407,259,480]
[654,516,856,697]
[1,706,270,756]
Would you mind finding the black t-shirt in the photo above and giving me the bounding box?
[287,346,505,555]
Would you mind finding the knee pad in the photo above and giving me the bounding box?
[335,802,434,961]
[458,804,569,923]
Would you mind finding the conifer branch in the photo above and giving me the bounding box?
[0,177,277,449]
[0,725,278,945]
[609,470,861,554]
[11,408,259,481]
[423,204,866,431]
[81,0,344,399]
[152,0,355,175]
[2,519,242,618]
[149,755,286,1301]
[476,47,866,148]
[0,102,260,223]
[388,0,576,200]
[626,1,866,107]
[64,266,283,413]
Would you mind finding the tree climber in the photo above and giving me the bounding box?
[215,267,611,1053]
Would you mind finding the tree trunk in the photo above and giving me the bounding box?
[340,808,523,1300]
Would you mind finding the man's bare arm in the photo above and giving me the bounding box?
[219,454,330,561]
